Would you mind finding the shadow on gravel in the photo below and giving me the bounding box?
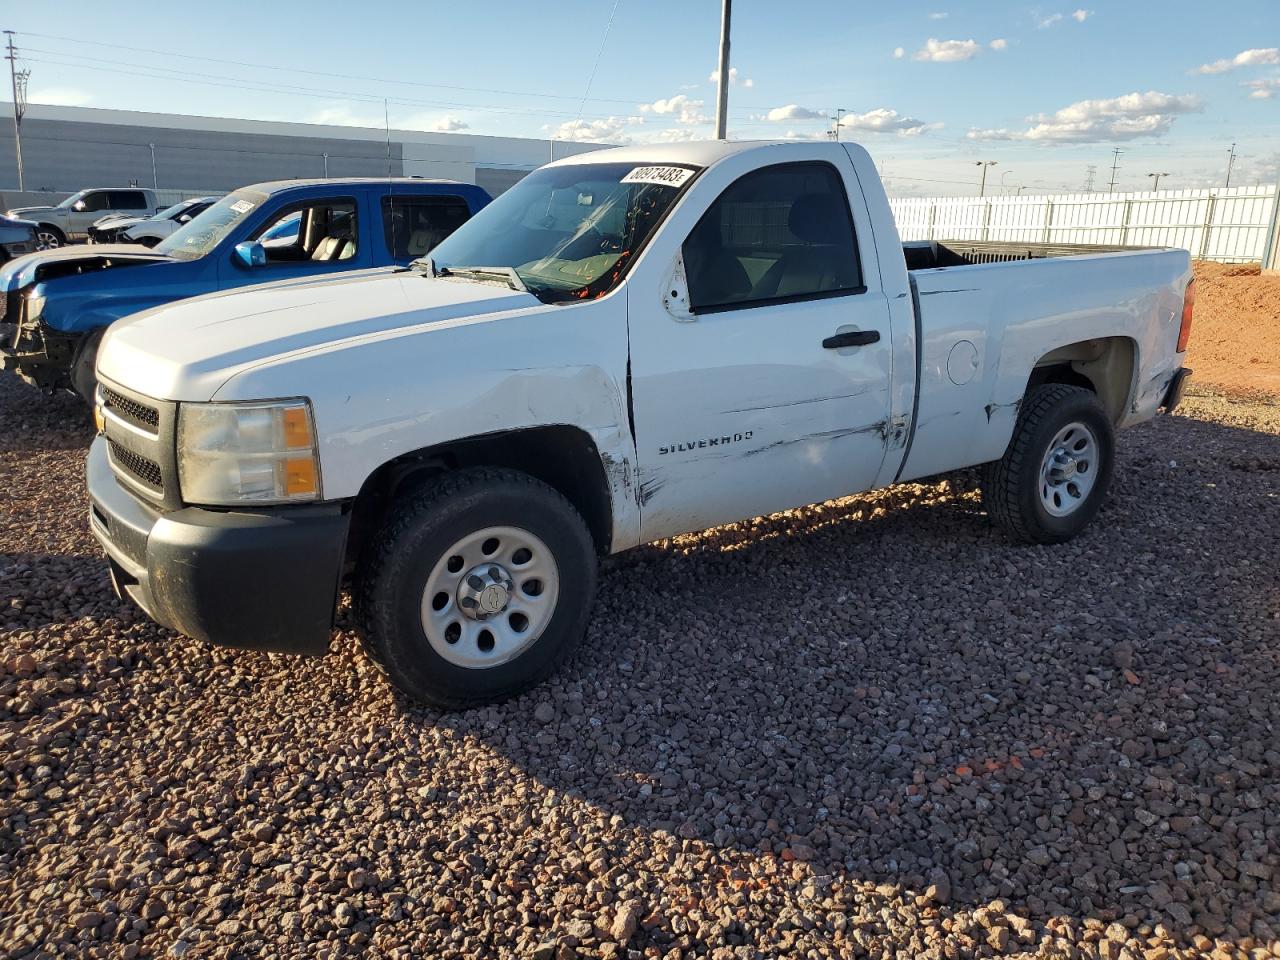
[421,411,1279,945]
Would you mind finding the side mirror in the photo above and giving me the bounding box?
[73,200,87,212]
[233,241,267,268]
[177,214,192,223]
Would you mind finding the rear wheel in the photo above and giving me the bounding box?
[35,225,65,250]
[982,384,1114,544]
[355,468,597,708]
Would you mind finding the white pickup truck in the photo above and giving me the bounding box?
[87,141,1194,707]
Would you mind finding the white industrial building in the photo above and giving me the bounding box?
[0,102,607,205]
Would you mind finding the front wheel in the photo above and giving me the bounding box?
[355,468,597,708]
[35,225,65,250]
[982,384,1115,544]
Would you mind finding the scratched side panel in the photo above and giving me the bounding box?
[897,248,1190,482]
[217,296,641,550]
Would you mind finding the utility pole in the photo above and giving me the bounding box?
[975,160,997,197]
[713,0,732,140]
[1147,172,1170,191]
[829,107,846,141]
[148,143,158,189]
[1225,142,1237,188]
[322,152,329,177]
[1084,165,1097,193]
[1107,148,1123,194]
[5,31,29,192]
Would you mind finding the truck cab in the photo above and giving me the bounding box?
[0,178,491,397]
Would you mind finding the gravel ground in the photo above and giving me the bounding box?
[1,371,1279,960]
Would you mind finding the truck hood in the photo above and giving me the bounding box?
[6,205,59,218]
[0,243,171,292]
[99,270,542,401]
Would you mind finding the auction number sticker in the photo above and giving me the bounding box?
[230,199,255,214]
[621,166,695,188]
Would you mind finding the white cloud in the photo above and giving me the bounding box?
[550,116,631,144]
[990,38,1008,51]
[912,38,982,62]
[1072,9,1091,21]
[28,86,93,107]
[1038,13,1063,28]
[1246,78,1280,99]
[782,130,829,141]
[639,94,708,125]
[839,108,932,137]
[967,90,1202,142]
[428,116,469,132]
[637,127,709,144]
[893,46,906,59]
[765,104,826,122]
[1193,47,1280,75]
[708,67,753,88]
[928,11,948,19]
[307,105,384,128]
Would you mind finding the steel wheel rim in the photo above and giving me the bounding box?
[1039,420,1099,517]
[35,231,61,250]
[420,525,559,670]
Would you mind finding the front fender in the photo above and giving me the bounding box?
[47,298,173,335]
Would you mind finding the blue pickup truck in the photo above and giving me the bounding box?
[0,178,491,398]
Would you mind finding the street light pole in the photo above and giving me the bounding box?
[5,31,29,192]
[829,108,846,141]
[1147,172,1170,191]
[1000,170,1013,194]
[148,143,157,189]
[1225,143,1237,188]
[975,160,997,197]
[713,0,732,140]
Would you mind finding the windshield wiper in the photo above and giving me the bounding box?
[435,265,528,293]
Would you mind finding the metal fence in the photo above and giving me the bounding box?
[890,184,1279,263]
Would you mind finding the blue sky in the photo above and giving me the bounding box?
[7,0,1279,196]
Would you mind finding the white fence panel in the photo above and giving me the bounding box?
[890,185,1279,263]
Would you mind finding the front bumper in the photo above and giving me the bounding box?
[87,435,349,655]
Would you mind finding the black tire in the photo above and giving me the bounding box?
[70,328,105,404]
[982,384,1115,544]
[354,468,597,709]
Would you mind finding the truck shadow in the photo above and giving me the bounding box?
[0,376,93,453]
[413,408,1279,948]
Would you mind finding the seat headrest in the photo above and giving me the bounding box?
[788,194,846,244]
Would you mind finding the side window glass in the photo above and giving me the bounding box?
[381,196,471,259]
[683,162,862,312]
[255,201,357,264]
[112,191,145,210]
[81,192,111,212]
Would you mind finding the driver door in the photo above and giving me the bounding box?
[627,153,896,542]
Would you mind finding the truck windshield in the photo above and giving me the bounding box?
[426,162,700,303]
[56,190,89,210]
[156,189,268,261]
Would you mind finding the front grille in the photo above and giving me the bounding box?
[108,440,163,491]
[102,386,160,432]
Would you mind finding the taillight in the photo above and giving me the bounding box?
[1177,279,1195,352]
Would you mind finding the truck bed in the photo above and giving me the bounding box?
[904,239,1155,270]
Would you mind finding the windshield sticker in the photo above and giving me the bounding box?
[621,166,695,188]
[230,199,255,214]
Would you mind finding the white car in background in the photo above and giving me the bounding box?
[87,196,220,247]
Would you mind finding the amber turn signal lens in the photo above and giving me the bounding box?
[93,405,106,435]
[281,405,313,449]
[1177,278,1195,353]
[281,456,317,496]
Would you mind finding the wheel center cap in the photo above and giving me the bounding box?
[1050,450,1078,481]
[457,563,514,621]
[478,584,508,614]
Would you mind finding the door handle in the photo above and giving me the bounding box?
[822,330,880,349]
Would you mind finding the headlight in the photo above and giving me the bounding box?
[25,293,45,322]
[177,400,320,505]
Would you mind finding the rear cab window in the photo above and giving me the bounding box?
[381,195,472,259]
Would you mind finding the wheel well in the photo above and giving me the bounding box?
[345,425,614,567]
[1028,337,1135,423]
[36,222,66,239]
